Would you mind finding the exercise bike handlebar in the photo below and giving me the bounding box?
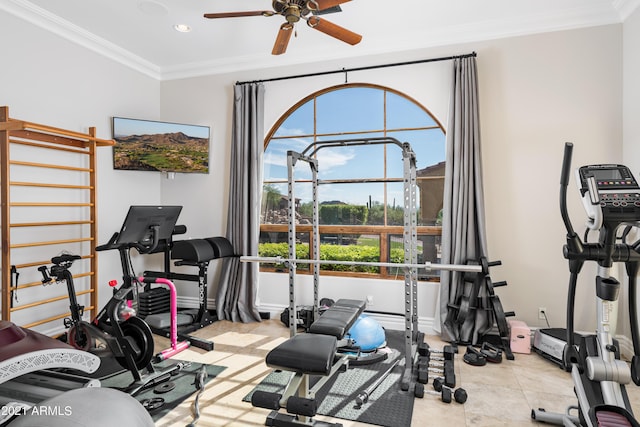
[95,228,160,254]
[96,225,186,254]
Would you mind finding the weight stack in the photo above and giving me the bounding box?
[137,287,171,319]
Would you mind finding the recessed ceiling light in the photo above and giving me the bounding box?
[174,24,192,33]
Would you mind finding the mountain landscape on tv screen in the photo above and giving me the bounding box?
[114,131,209,173]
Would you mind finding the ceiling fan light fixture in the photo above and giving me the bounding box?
[173,24,192,33]
[284,6,302,23]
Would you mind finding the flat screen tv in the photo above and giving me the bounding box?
[112,116,210,173]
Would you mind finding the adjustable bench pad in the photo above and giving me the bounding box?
[308,299,366,338]
[265,299,366,376]
[266,334,338,376]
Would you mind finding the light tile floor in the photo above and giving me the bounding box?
[151,319,640,426]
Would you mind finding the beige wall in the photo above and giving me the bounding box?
[478,26,622,332]
[0,11,162,332]
[621,7,640,346]
[624,8,640,173]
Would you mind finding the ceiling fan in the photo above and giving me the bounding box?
[203,0,362,55]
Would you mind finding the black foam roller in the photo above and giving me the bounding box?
[286,396,317,417]
[251,391,281,410]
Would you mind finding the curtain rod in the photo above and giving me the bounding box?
[235,51,476,85]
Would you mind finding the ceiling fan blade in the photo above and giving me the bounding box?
[272,23,294,55]
[307,16,362,45]
[203,11,273,19]
[309,0,351,11]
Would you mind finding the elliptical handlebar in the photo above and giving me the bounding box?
[559,142,583,255]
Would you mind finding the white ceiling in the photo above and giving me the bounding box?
[1,0,639,80]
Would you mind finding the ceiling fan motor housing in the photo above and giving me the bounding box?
[273,0,312,22]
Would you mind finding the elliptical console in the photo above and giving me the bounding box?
[577,164,640,232]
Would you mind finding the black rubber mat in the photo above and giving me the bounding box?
[101,359,225,421]
[244,330,414,427]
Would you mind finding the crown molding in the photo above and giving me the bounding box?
[0,0,161,80]
[612,0,640,20]
[1,0,633,82]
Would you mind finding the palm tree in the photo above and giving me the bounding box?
[263,184,283,223]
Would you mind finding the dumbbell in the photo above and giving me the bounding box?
[432,378,468,403]
[416,356,455,387]
[433,379,468,404]
[414,383,467,404]
[417,356,455,383]
[417,342,457,361]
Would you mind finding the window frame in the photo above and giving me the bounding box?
[261,83,445,281]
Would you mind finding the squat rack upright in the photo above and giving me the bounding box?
[286,136,419,389]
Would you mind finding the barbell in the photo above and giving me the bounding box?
[240,256,484,273]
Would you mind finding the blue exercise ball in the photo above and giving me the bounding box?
[347,314,386,351]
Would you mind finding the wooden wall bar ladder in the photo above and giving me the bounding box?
[0,106,113,332]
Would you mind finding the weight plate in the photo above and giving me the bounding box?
[141,397,165,411]
[490,295,510,337]
[154,381,176,394]
[115,316,155,370]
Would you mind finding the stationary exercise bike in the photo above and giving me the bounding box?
[532,143,640,426]
[39,254,156,380]
[38,206,190,395]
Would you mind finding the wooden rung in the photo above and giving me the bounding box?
[9,137,93,154]
[11,271,94,291]
[20,305,96,330]
[10,202,93,208]
[10,289,94,312]
[10,181,93,190]
[10,237,93,249]
[10,160,92,173]
[10,220,93,228]
[5,118,114,146]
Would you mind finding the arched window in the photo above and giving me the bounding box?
[260,84,445,280]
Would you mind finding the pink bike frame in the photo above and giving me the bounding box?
[140,276,190,361]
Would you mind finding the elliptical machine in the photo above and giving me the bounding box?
[532,143,640,426]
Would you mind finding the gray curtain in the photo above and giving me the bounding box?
[215,82,265,322]
[438,56,489,343]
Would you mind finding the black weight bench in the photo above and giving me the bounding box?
[143,235,236,351]
[252,299,366,427]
